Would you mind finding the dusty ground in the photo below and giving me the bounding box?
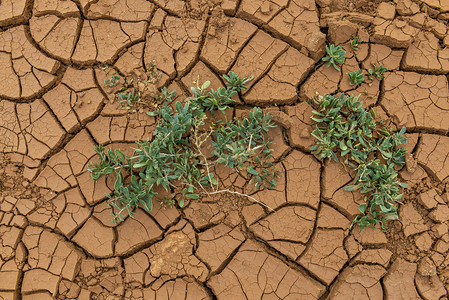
[1,0,449,299]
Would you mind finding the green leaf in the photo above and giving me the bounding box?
[379,205,391,213]
[246,166,259,176]
[397,182,408,188]
[133,162,147,169]
[344,184,359,192]
[114,173,123,191]
[91,172,101,180]
[103,167,114,174]
[358,203,367,214]
[175,101,182,113]
[339,140,348,151]
[217,157,226,164]
[383,152,392,158]
[144,194,153,211]
[179,198,185,208]
[186,194,199,199]
[201,81,211,90]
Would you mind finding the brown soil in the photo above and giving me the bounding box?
[318,0,390,15]
[1,0,449,299]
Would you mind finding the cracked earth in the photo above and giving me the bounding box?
[1,0,449,299]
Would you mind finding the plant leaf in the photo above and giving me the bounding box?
[344,184,359,192]
[246,166,259,176]
[358,203,367,214]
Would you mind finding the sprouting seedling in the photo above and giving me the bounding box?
[350,37,360,51]
[348,70,365,86]
[322,44,346,71]
[368,64,387,80]
[98,64,109,71]
[147,62,162,81]
[117,88,140,109]
[223,71,254,92]
[104,74,120,87]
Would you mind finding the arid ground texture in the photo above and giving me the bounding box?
[1,0,449,299]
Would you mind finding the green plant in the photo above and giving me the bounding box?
[322,44,346,71]
[347,70,365,86]
[187,80,235,112]
[147,62,162,81]
[310,93,407,230]
[223,72,253,92]
[350,37,360,51]
[88,72,278,223]
[117,88,141,109]
[104,74,120,87]
[368,64,387,80]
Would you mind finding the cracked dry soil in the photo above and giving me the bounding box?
[1,0,449,299]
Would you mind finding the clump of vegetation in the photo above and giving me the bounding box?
[322,44,346,71]
[88,72,278,223]
[104,74,120,87]
[310,93,407,230]
[347,70,365,85]
[117,88,140,109]
[368,64,387,80]
[350,37,360,51]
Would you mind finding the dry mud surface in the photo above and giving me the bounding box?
[1,0,449,299]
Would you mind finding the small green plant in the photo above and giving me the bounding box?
[147,62,162,81]
[117,88,141,109]
[223,72,253,91]
[347,70,365,86]
[88,72,278,223]
[187,80,235,112]
[322,44,346,71]
[104,74,120,87]
[368,64,387,80]
[310,93,407,230]
[350,37,360,51]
